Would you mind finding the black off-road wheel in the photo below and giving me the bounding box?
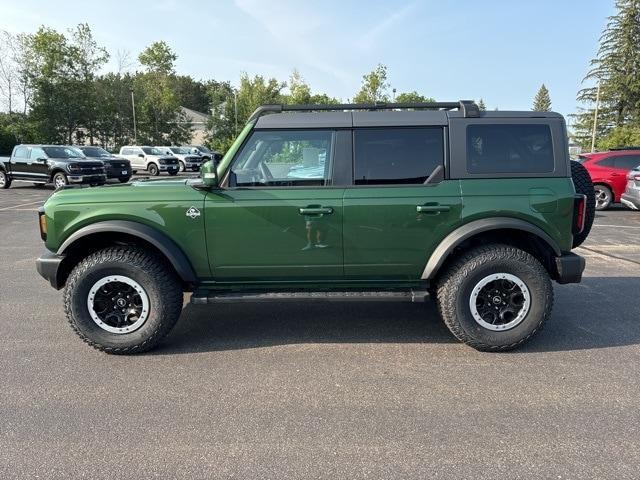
[0,170,11,189]
[148,163,159,176]
[436,244,553,352]
[63,247,183,354]
[570,161,595,247]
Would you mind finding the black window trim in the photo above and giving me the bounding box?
[223,127,345,190]
[349,125,447,188]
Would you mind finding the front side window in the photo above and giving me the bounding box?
[353,127,444,185]
[231,130,333,187]
[142,147,167,156]
[42,146,85,159]
[467,124,554,174]
[29,147,46,160]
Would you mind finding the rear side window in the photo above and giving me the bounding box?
[354,127,443,185]
[595,157,616,167]
[614,155,640,170]
[467,124,554,174]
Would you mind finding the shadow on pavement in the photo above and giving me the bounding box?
[151,277,640,355]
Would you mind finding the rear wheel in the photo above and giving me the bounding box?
[53,172,68,189]
[63,246,183,354]
[0,170,11,189]
[148,163,159,176]
[570,161,595,247]
[594,184,612,210]
[436,244,553,351]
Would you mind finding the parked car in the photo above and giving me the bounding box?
[577,148,640,209]
[160,146,204,172]
[76,146,132,183]
[0,144,106,189]
[621,166,640,210]
[36,100,594,354]
[185,145,223,164]
[118,146,180,176]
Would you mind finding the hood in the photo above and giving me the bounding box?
[45,177,202,207]
[84,155,130,165]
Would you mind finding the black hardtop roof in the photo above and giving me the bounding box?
[252,101,563,129]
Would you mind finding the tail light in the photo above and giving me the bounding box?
[573,194,587,235]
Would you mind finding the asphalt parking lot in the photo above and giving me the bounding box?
[1,179,639,479]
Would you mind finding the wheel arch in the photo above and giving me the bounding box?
[57,220,197,288]
[423,217,562,281]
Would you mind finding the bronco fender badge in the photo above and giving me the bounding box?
[186,206,201,219]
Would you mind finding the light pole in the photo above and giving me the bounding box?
[590,81,601,153]
[130,89,137,144]
[233,90,238,135]
[392,88,396,102]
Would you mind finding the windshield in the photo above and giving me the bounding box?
[43,146,85,159]
[195,145,211,153]
[170,147,191,154]
[81,146,110,157]
[142,147,168,155]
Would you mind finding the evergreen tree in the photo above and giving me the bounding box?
[573,0,640,148]
[533,84,551,111]
[477,98,486,111]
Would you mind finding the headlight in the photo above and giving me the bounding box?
[67,163,81,173]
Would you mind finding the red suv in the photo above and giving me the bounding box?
[578,148,640,209]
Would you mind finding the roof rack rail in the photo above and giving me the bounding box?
[248,100,480,122]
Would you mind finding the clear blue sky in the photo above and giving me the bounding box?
[0,0,615,125]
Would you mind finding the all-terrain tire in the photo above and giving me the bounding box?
[436,244,553,352]
[570,160,595,248]
[63,246,183,354]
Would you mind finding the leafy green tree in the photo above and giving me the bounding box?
[395,91,435,103]
[599,124,640,149]
[283,70,340,105]
[353,64,390,103]
[173,75,210,113]
[574,0,640,148]
[533,84,551,111]
[136,42,191,145]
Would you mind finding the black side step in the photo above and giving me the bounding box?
[191,290,429,304]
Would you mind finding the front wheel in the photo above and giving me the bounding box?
[168,169,179,176]
[119,176,131,183]
[0,171,11,189]
[179,160,186,172]
[436,244,553,352]
[53,172,68,189]
[147,163,159,176]
[594,185,613,210]
[63,247,183,354]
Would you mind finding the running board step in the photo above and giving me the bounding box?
[191,289,429,304]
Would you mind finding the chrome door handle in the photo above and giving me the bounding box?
[299,207,333,215]
[416,205,451,213]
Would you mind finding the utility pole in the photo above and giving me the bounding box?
[130,89,137,144]
[591,81,601,153]
[392,88,396,102]
[233,90,238,135]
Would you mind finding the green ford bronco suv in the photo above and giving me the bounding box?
[35,101,595,354]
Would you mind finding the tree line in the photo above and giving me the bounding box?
[1,0,638,155]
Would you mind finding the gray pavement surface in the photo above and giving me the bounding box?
[1,180,639,479]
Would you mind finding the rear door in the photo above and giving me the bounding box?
[343,126,462,280]
[205,128,347,281]
[9,146,31,180]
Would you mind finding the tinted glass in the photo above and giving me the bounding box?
[232,130,333,187]
[595,157,616,167]
[142,147,167,155]
[82,147,110,157]
[467,124,554,174]
[615,155,640,170]
[354,127,444,185]
[42,146,84,158]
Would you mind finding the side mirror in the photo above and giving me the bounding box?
[138,153,145,158]
[199,160,219,187]
[37,157,47,163]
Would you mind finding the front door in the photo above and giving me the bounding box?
[343,126,461,280]
[205,128,345,282]
[27,146,49,182]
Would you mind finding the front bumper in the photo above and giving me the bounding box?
[68,174,107,184]
[555,252,586,284]
[105,167,132,179]
[184,162,202,171]
[36,250,65,289]
[159,164,179,171]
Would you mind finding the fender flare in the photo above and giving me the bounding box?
[57,220,197,283]
[421,217,562,280]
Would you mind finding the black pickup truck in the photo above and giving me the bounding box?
[0,145,106,189]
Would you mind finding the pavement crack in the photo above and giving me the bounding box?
[579,245,640,266]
